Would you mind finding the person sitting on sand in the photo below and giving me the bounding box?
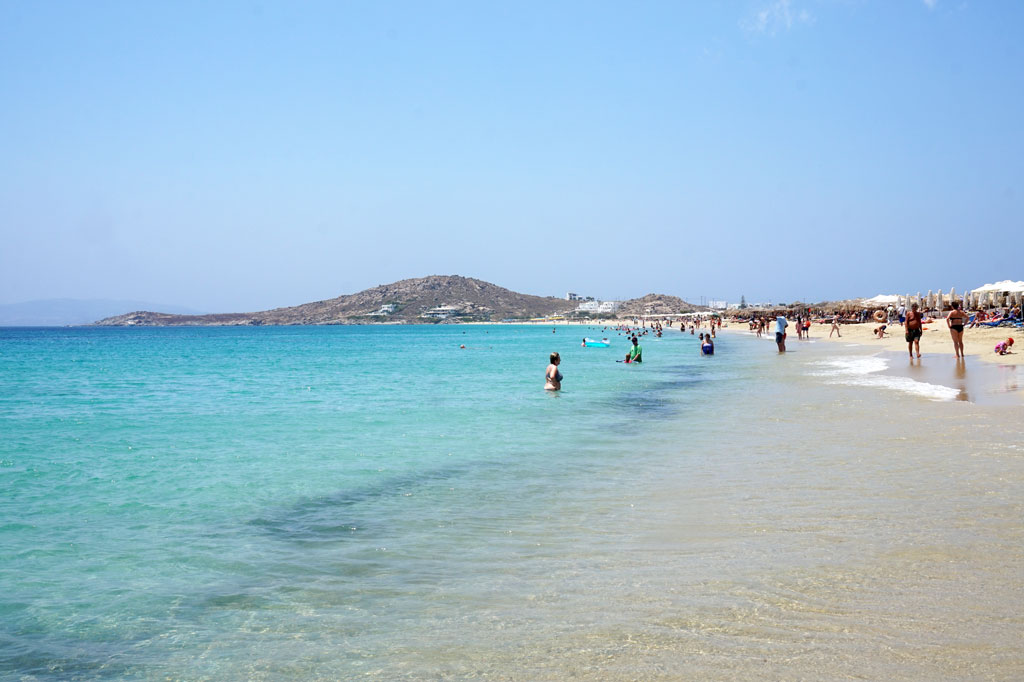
[994,338,1014,355]
[545,352,562,390]
[874,325,888,338]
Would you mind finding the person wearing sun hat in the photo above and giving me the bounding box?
[994,338,1015,355]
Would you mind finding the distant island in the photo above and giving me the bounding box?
[0,299,205,327]
[92,275,703,326]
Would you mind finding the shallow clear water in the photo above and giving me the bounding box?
[2,325,1022,680]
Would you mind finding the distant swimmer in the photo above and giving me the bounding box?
[545,352,563,391]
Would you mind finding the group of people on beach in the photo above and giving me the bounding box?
[891,300,1014,360]
[748,302,1017,360]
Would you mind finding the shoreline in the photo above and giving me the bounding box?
[809,320,1022,366]
[719,322,1022,404]
[719,319,1020,365]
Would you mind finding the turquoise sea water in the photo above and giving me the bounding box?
[2,325,1022,680]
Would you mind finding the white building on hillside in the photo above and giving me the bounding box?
[576,300,621,314]
[421,305,461,319]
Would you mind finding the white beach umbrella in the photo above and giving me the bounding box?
[972,280,1024,294]
[937,289,944,308]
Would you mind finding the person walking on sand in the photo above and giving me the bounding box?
[544,352,562,391]
[775,315,788,352]
[905,302,923,358]
[829,314,841,338]
[946,301,967,359]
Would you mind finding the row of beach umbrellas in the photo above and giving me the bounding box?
[867,282,1024,310]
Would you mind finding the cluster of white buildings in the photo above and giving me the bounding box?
[574,300,621,314]
[566,292,621,314]
[420,305,461,319]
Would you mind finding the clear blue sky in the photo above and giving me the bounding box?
[2,1,1021,311]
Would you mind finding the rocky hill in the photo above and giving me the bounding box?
[617,294,703,316]
[93,276,576,326]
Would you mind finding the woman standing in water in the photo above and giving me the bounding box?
[544,352,562,391]
[947,301,967,359]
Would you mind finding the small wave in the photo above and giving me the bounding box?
[842,374,961,401]
[809,356,888,376]
[808,355,959,401]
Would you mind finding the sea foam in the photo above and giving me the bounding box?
[809,355,961,402]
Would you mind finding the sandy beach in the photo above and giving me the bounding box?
[810,320,1022,365]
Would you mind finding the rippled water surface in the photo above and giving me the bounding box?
[2,325,1021,680]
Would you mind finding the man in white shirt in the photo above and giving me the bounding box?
[775,315,788,352]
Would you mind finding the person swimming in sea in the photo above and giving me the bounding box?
[545,352,563,390]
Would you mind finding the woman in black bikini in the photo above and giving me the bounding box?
[947,301,967,359]
[545,352,563,391]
